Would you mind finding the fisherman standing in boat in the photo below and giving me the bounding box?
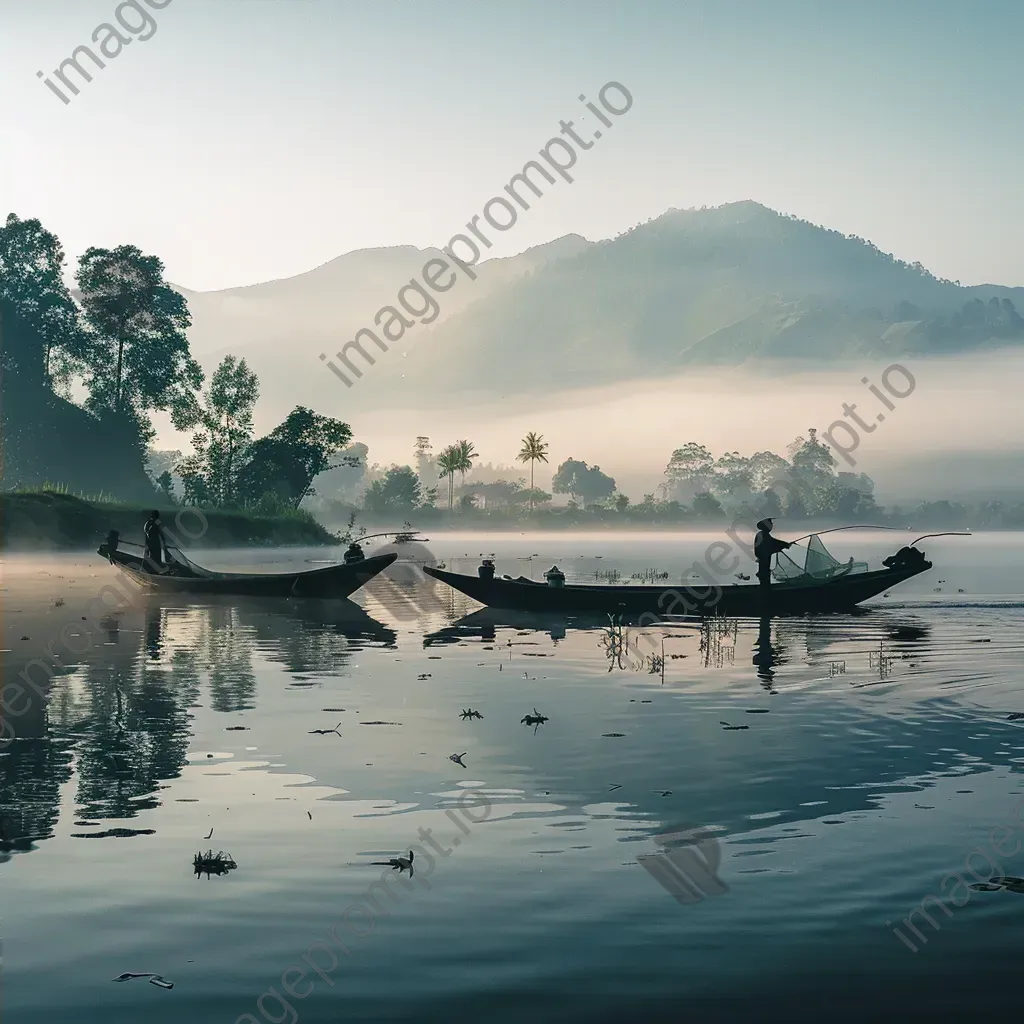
[754,519,793,591]
[143,510,170,572]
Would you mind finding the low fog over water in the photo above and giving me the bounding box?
[152,350,1024,504]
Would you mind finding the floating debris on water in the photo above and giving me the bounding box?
[308,722,342,735]
[113,973,173,990]
[360,721,403,726]
[969,875,1024,894]
[719,721,749,731]
[449,752,467,767]
[602,733,625,737]
[370,851,414,876]
[194,849,238,879]
[521,708,549,727]
[71,828,156,839]
[460,708,483,720]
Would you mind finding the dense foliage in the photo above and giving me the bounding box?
[1,212,354,512]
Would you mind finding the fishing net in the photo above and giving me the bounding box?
[110,540,211,578]
[772,535,869,582]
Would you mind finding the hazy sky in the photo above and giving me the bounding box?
[3,0,1023,291]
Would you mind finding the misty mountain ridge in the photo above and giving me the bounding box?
[167,201,1024,422]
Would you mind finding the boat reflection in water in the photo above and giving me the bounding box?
[0,594,395,860]
[424,608,933,691]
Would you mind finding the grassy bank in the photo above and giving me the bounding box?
[0,491,339,550]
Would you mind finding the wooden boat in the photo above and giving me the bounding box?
[98,538,398,598]
[423,539,933,617]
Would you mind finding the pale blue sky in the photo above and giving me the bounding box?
[2,0,1022,290]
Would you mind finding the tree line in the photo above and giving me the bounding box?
[318,428,1023,531]
[0,213,350,512]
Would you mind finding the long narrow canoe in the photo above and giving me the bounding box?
[423,560,931,617]
[100,542,398,599]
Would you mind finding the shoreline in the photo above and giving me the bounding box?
[0,492,340,552]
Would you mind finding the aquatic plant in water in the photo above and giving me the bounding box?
[194,849,238,879]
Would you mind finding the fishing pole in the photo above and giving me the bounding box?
[786,524,906,545]
[908,531,972,546]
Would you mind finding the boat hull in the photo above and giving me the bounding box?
[106,550,398,598]
[423,562,930,617]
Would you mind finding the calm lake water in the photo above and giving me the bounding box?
[4,530,1024,1022]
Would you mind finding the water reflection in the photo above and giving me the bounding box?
[0,595,395,860]
[0,737,74,863]
[753,617,781,689]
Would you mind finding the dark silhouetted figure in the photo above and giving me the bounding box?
[144,510,168,571]
[344,542,365,564]
[753,519,792,590]
[98,529,120,560]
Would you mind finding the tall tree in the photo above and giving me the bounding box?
[77,244,203,441]
[0,213,88,390]
[516,431,550,511]
[453,439,477,489]
[436,445,460,511]
[551,458,616,506]
[364,465,422,514]
[788,428,837,513]
[236,406,352,509]
[664,442,714,500]
[712,451,754,504]
[178,355,259,507]
[749,450,791,493]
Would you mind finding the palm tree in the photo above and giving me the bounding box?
[453,439,477,491]
[437,445,460,510]
[517,432,549,511]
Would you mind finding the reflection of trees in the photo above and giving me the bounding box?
[201,607,257,712]
[0,737,75,861]
[1,595,398,864]
[699,617,737,668]
[71,642,199,821]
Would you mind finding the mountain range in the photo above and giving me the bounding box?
[177,201,1024,425]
